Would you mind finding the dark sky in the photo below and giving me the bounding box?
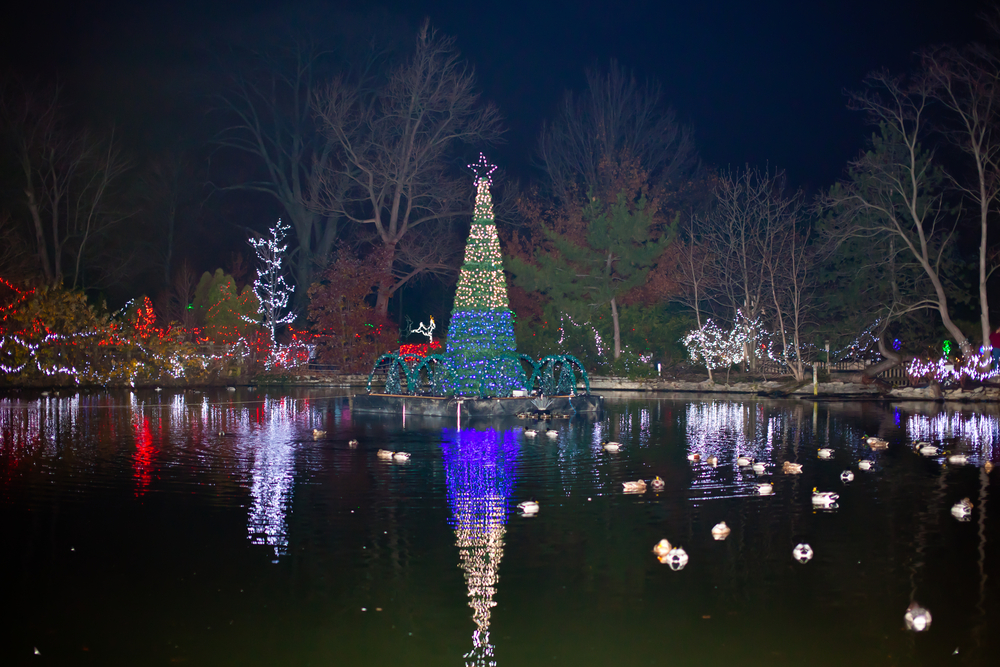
[1,0,988,191]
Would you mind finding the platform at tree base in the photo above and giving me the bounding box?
[350,393,604,418]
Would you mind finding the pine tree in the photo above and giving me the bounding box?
[510,190,673,360]
[445,155,521,396]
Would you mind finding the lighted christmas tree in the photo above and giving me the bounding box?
[445,155,521,396]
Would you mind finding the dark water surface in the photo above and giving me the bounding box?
[0,389,997,666]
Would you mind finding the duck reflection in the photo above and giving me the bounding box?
[441,426,520,667]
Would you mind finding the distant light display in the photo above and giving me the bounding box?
[907,351,998,383]
[681,310,763,370]
[441,426,521,667]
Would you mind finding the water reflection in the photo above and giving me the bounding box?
[441,427,520,667]
[245,398,298,562]
[906,408,999,461]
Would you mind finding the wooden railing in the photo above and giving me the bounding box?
[758,357,910,386]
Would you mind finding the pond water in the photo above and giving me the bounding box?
[0,388,997,666]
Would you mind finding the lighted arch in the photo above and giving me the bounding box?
[534,354,591,395]
[366,353,416,395]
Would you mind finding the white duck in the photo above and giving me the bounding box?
[858,459,874,470]
[736,455,752,467]
[348,439,359,448]
[687,453,701,462]
[392,451,411,461]
[524,429,537,437]
[661,547,689,570]
[817,448,834,459]
[517,500,539,515]
[840,470,855,482]
[811,487,839,506]
[711,522,731,540]
[603,441,622,452]
[946,452,968,465]
[918,444,940,457]
[545,429,559,438]
[904,602,932,632]
[757,482,774,495]
[752,461,766,474]
[951,497,973,520]
[650,476,665,491]
[793,543,814,563]
[622,479,647,493]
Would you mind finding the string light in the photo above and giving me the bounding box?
[681,311,764,370]
[246,219,296,359]
[1,280,310,385]
[445,155,522,397]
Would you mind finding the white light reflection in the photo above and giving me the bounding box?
[906,411,998,462]
[685,401,771,500]
[246,397,297,561]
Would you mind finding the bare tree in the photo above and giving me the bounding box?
[538,60,699,204]
[822,71,972,356]
[1,83,132,289]
[314,20,503,316]
[214,40,342,307]
[923,41,1000,349]
[761,207,812,381]
[674,212,716,381]
[702,166,795,369]
[139,146,208,287]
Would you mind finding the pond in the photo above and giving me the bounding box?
[0,388,996,666]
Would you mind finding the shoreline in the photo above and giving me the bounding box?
[3,372,997,403]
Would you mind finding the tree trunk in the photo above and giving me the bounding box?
[25,188,54,285]
[610,296,621,361]
[843,336,905,384]
[980,180,990,350]
[374,243,397,318]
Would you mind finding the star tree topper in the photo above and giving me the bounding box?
[468,153,497,186]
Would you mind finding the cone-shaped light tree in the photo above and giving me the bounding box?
[445,155,521,396]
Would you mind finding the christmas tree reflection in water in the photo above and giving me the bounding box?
[441,427,521,667]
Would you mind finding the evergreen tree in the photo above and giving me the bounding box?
[445,155,521,396]
[510,191,673,360]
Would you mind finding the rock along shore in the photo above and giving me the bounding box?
[285,372,1000,402]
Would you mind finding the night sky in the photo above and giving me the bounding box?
[2,0,986,192]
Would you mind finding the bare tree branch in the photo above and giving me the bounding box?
[313,20,504,316]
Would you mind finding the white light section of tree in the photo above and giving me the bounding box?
[248,219,296,346]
